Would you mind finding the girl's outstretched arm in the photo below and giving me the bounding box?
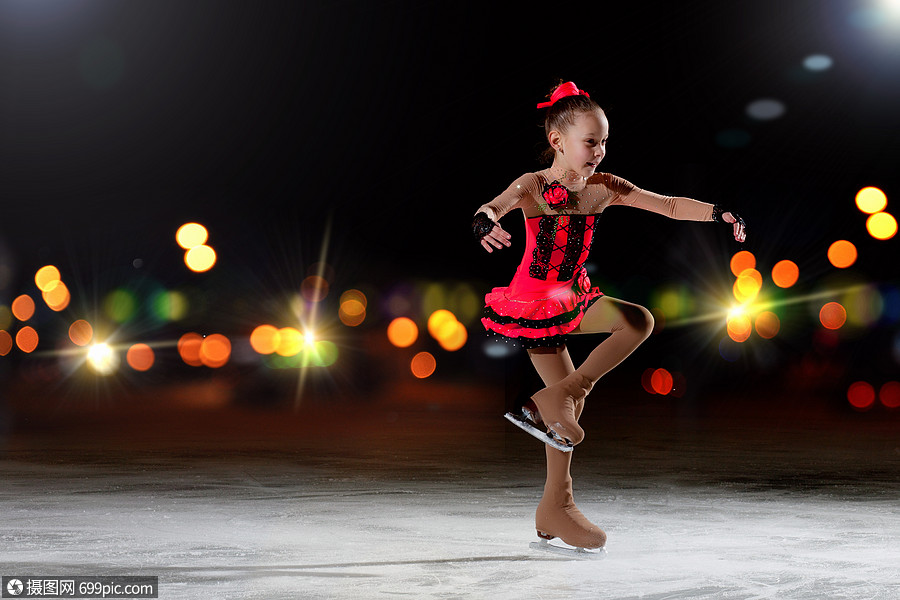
[605,174,747,242]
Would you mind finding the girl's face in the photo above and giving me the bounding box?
[554,110,609,178]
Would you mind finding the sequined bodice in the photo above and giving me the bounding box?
[521,213,600,282]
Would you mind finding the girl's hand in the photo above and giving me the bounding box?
[723,212,747,243]
[481,224,512,253]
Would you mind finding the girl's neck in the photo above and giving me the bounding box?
[545,162,586,186]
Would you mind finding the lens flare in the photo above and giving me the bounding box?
[827,240,857,269]
[176,222,209,249]
[411,351,436,378]
[855,187,887,214]
[11,295,35,322]
[87,343,119,375]
[126,343,155,371]
[387,317,418,348]
[866,211,897,240]
[68,319,94,346]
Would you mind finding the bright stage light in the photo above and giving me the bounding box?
[87,343,119,375]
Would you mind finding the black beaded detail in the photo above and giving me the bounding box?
[528,214,599,281]
[712,204,724,223]
[472,212,497,239]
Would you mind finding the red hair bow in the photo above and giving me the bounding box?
[536,81,590,109]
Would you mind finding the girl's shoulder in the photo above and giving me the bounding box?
[587,172,634,195]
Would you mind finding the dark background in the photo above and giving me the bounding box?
[0,0,898,421]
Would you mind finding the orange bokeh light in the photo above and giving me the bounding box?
[11,295,35,322]
[387,317,418,348]
[727,314,752,342]
[250,324,281,354]
[847,381,875,410]
[880,382,900,409]
[771,260,799,288]
[339,299,366,326]
[16,326,39,353]
[438,321,467,351]
[730,250,756,277]
[754,311,780,339]
[0,330,12,356]
[68,320,94,346]
[301,275,329,302]
[34,265,61,292]
[650,368,674,395]
[43,281,71,312]
[200,334,231,368]
[819,302,847,330]
[178,332,204,366]
[126,343,155,371]
[827,240,857,269]
[410,351,436,378]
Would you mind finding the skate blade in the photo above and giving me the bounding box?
[503,412,573,453]
[529,538,607,560]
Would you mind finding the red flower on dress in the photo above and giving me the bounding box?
[575,266,591,294]
[542,181,569,210]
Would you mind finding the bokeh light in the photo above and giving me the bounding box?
[87,343,119,375]
[185,244,217,272]
[866,211,897,240]
[880,381,900,408]
[772,260,799,288]
[650,368,674,395]
[754,311,781,339]
[0,330,12,356]
[250,324,281,354]
[200,334,231,368]
[126,343,155,371]
[0,306,11,330]
[34,265,61,292]
[803,54,833,71]
[746,98,786,120]
[176,222,209,249]
[730,251,756,277]
[301,275,329,302]
[68,319,94,346]
[150,290,188,322]
[275,327,303,357]
[43,281,70,311]
[855,187,887,214]
[819,302,847,330]
[827,240,857,269]
[847,381,875,410]
[12,294,35,322]
[104,288,138,323]
[843,285,884,327]
[16,326,38,353]
[387,317,418,348]
[726,313,752,342]
[410,351,436,378]
[438,321,467,351]
[734,268,762,303]
[177,332,204,367]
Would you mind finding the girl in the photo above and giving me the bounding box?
[472,81,746,551]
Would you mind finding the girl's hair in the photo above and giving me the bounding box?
[538,81,604,164]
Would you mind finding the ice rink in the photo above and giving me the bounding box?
[2,379,900,599]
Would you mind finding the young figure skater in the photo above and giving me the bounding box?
[472,81,747,552]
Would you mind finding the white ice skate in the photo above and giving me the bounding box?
[529,536,607,560]
[504,404,573,453]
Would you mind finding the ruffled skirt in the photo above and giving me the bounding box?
[481,269,603,349]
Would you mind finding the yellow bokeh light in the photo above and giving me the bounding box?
[340,289,367,309]
[185,244,217,273]
[855,187,887,214]
[438,321,468,351]
[43,281,70,312]
[427,309,457,341]
[772,260,799,288]
[87,343,119,375]
[866,211,897,240]
[339,301,366,327]
[827,240,857,269]
[250,324,281,354]
[276,327,303,356]
[68,319,94,346]
[126,343,155,371]
[726,314,752,342]
[411,351,437,378]
[387,317,418,348]
[176,222,209,249]
[34,265,61,292]
[730,250,756,277]
[820,302,847,330]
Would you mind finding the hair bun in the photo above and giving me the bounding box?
[537,82,591,109]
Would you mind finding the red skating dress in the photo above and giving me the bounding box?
[476,170,715,349]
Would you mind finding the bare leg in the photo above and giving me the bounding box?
[527,346,606,549]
